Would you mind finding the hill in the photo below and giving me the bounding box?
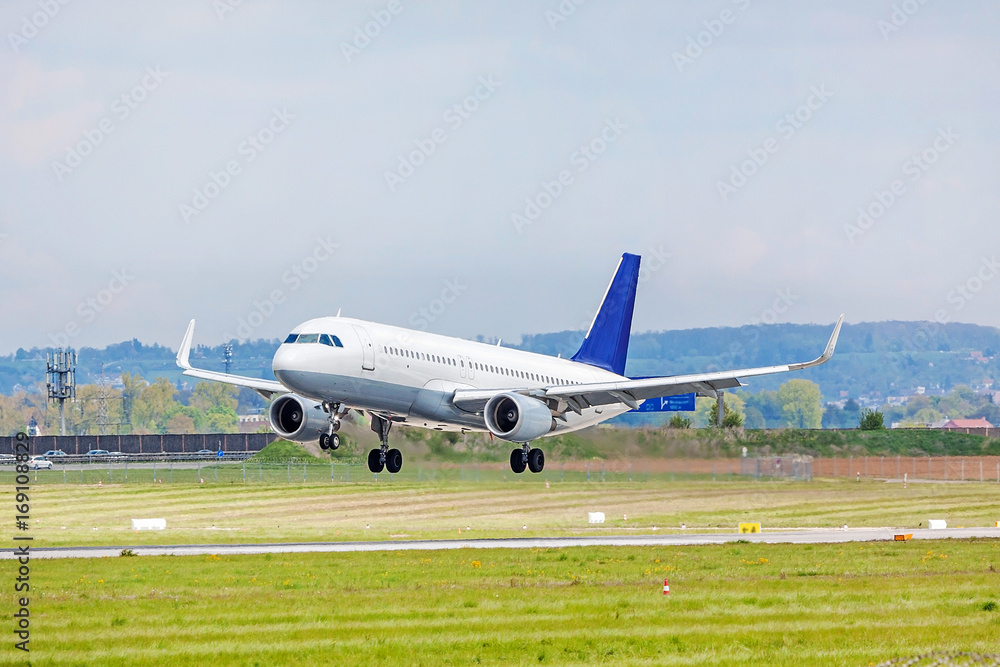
[2,321,998,408]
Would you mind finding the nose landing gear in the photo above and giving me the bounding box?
[319,432,340,450]
[319,402,346,451]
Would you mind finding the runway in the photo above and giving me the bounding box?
[13,527,1000,559]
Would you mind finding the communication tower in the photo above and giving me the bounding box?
[46,350,76,436]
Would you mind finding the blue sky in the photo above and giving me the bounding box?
[1,1,998,354]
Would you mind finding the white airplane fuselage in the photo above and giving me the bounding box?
[272,316,632,435]
[177,251,842,474]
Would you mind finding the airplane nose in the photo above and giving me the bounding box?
[272,344,295,381]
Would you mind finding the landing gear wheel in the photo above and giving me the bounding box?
[510,448,526,474]
[368,448,384,473]
[385,448,402,474]
[329,433,340,450]
[527,448,544,473]
[319,433,330,450]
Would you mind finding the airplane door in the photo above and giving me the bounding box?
[352,326,375,371]
[459,357,466,379]
[467,356,475,380]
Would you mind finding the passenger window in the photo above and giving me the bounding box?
[284,334,298,344]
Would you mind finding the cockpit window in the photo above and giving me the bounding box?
[289,333,344,347]
[320,334,344,348]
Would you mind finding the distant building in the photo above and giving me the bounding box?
[238,413,270,434]
[941,417,993,429]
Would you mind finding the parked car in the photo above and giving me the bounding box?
[0,454,14,465]
[107,451,128,459]
[41,450,67,458]
[29,457,53,470]
[195,449,216,456]
[84,449,110,457]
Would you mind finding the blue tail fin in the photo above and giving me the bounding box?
[570,253,640,376]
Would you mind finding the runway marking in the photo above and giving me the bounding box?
[9,528,1000,559]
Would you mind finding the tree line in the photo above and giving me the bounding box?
[0,373,244,436]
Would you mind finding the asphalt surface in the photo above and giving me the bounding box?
[11,527,1000,559]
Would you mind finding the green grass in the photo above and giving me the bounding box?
[10,478,1000,548]
[734,428,1000,457]
[7,539,999,665]
[386,423,1000,460]
[219,420,1000,466]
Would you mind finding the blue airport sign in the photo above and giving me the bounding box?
[633,393,696,412]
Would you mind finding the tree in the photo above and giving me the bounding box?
[704,393,745,429]
[203,405,239,433]
[859,408,885,430]
[668,414,691,429]
[905,395,932,417]
[120,372,147,430]
[131,377,178,433]
[0,394,27,435]
[740,390,784,428]
[777,379,823,428]
[743,406,765,429]
[190,382,238,413]
[165,412,196,434]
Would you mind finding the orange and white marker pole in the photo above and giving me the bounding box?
[663,579,670,595]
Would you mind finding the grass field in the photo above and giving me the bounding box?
[5,539,999,665]
[11,478,1000,548]
[317,421,1000,461]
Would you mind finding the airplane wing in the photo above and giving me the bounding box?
[175,320,287,398]
[452,315,844,416]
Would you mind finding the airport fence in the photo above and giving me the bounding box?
[0,433,276,455]
[6,456,1000,485]
[815,455,1000,482]
[0,457,815,486]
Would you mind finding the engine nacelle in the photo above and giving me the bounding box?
[269,394,327,443]
[484,393,554,443]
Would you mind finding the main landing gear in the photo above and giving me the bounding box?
[319,402,345,451]
[367,414,402,474]
[509,443,544,474]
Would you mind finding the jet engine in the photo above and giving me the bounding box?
[269,394,327,443]
[484,393,554,442]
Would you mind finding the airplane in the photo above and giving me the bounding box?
[176,253,843,475]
